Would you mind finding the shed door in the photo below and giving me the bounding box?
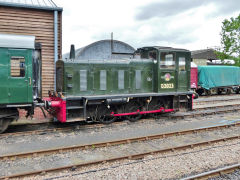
[8,49,32,104]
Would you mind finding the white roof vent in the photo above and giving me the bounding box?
[0,34,35,49]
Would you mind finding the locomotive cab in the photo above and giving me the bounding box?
[136,46,192,111]
[136,46,191,93]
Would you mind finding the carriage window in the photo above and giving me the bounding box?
[11,57,25,77]
[160,53,175,69]
[179,57,186,71]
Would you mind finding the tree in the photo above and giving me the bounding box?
[219,14,240,60]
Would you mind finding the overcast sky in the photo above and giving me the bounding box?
[54,0,240,53]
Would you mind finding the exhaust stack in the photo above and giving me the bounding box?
[69,44,75,59]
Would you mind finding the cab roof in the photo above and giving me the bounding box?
[138,46,190,52]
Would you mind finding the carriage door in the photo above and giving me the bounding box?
[177,52,188,92]
[8,49,32,103]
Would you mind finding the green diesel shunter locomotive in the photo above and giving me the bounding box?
[55,46,193,124]
[0,33,193,133]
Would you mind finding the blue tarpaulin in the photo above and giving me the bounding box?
[198,66,240,90]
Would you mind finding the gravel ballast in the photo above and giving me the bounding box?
[1,113,240,157]
[17,138,240,180]
[1,125,240,178]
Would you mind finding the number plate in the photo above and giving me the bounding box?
[161,83,174,89]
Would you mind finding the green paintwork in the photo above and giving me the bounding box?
[176,51,191,92]
[0,48,33,105]
[57,47,191,97]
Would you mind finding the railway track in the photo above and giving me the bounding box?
[1,122,240,179]
[0,119,134,138]
[193,103,240,111]
[1,121,104,137]
[182,163,240,180]
[194,96,240,105]
[1,103,240,138]
[196,94,239,99]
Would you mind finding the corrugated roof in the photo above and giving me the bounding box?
[191,49,218,60]
[63,40,136,60]
[0,0,62,11]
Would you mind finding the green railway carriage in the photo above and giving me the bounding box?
[55,46,193,123]
[0,34,41,133]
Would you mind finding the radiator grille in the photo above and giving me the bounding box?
[80,70,87,91]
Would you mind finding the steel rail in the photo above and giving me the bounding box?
[1,133,240,179]
[0,120,132,138]
[194,99,240,105]
[194,103,240,110]
[194,96,240,104]
[1,122,240,161]
[172,106,240,119]
[186,105,240,116]
[196,94,238,99]
[182,163,240,180]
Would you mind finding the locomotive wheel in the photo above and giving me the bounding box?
[236,88,240,94]
[97,106,116,124]
[87,107,98,122]
[125,101,143,122]
[226,88,231,95]
[148,99,164,118]
[196,89,204,96]
[217,89,222,95]
[0,108,18,133]
[0,119,11,133]
[193,92,199,99]
[205,89,211,96]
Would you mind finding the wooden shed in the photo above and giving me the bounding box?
[0,0,62,97]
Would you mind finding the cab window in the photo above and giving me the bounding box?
[160,53,175,69]
[11,56,25,77]
[148,51,157,60]
[179,57,186,71]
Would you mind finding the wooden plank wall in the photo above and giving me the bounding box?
[0,6,62,97]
